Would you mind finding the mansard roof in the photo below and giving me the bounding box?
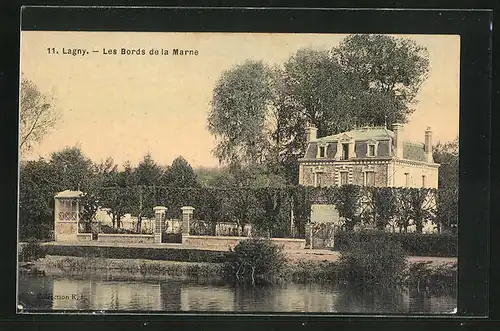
[403,141,427,162]
[316,126,395,143]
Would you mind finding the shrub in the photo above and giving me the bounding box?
[334,230,457,257]
[337,232,408,289]
[19,238,46,262]
[405,261,457,294]
[285,260,338,283]
[224,238,287,285]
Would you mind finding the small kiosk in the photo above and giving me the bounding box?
[54,190,83,241]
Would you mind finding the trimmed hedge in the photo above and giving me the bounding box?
[333,230,457,257]
[43,244,234,263]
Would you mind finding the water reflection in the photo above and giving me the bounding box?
[18,274,456,314]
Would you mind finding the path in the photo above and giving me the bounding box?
[41,241,456,265]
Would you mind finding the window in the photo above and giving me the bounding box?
[340,172,348,185]
[314,172,324,187]
[319,146,326,158]
[405,173,410,187]
[368,144,376,157]
[366,171,376,186]
[422,175,426,188]
[342,143,349,160]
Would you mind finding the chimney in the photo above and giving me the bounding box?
[425,126,433,163]
[392,123,404,158]
[306,126,318,144]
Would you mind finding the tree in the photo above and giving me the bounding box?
[49,146,94,192]
[134,153,163,187]
[332,34,429,125]
[18,159,59,240]
[433,138,459,232]
[99,187,135,228]
[332,185,366,231]
[19,76,59,156]
[208,60,275,166]
[369,187,399,230]
[162,156,198,187]
[396,188,437,233]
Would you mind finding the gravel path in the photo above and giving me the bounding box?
[285,249,456,265]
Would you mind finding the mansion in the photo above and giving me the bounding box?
[298,124,439,189]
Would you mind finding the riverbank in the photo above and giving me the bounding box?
[29,255,456,289]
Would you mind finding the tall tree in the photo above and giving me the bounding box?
[433,138,459,232]
[19,76,59,156]
[49,146,94,192]
[134,153,163,186]
[208,60,275,166]
[19,159,59,240]
[162,156,198,187]
[332,34,429,126]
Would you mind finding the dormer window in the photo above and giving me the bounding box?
[341,143,349,160]
[316,143,329,158]
[366,139,378,157]
[368,144,376,157]
[319,146,326,158]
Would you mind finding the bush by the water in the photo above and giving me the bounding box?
[224,238,287,285]
[337,232,408,289]
[334,230,457,257]
[404,261,457,294]
[19,238,46,262]
[44,244,233,263]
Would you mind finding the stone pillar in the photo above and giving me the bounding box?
[153,206,167,244]
[181,206,195,237]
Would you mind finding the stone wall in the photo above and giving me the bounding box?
[182,235,306,250]
[76,233,92,242]
[96,234,155,244]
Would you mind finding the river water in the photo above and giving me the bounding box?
[18,273,456,314]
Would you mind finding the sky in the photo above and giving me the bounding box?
[20,32,460,169]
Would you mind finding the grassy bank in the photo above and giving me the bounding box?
[31,255,456,292]
[35,255,224,278]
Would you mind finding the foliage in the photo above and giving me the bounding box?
[368,187,399,230]
[332,34,429,123]
[162,156,199,187]
[330,184,367,231]
[433,138,459,233]
[396,188,437,233]
[134,153,163,186]
[337,231,408,289]
[19,238,46,262]
[404,261,457,294]
[99,187,137,228]
[19,160,58,240]
[334,230,457,257]
[49,147,95,191]
[19,76,59,156]
[224,238,287,285]
[208,60,275,166]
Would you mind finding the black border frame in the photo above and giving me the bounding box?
[1,4,494,329]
